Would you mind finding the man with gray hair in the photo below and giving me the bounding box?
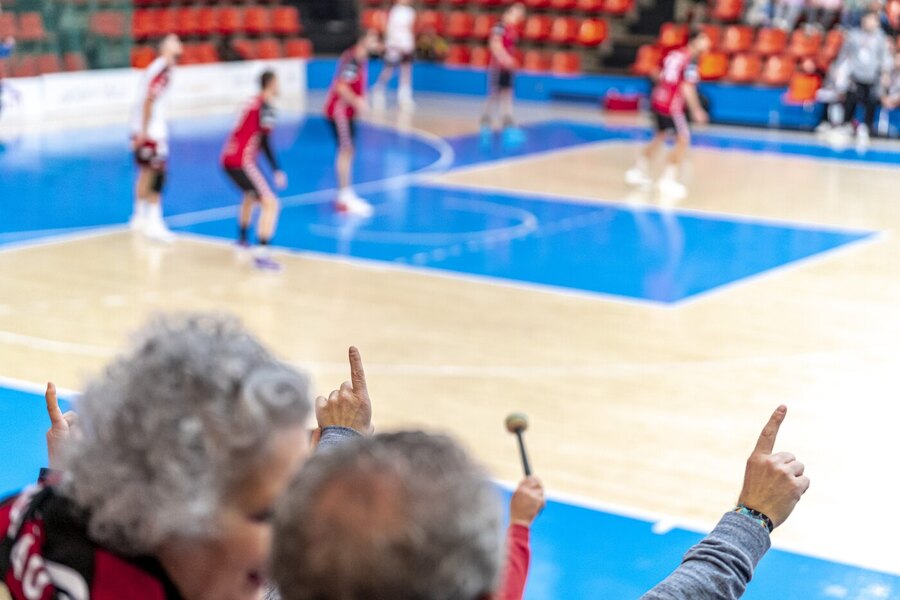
[272,407,809,600]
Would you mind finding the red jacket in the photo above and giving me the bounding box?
[0,486,184,600]
[498,524,531,600]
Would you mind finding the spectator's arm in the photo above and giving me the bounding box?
[498,524,531,600]
[640,511,770,600]
[316,426,363,453]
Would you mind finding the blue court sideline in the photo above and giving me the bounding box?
[0,117,881,304]
[0,383,895,600]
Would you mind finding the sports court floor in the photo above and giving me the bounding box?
[1,92,899,598]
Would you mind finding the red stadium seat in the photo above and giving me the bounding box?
[418,10,447,35]
[131,45,156,68]
[445,44,471,65]
[523,49,551,72]
[197,8,218,37]
[284,38,313,58]
[698,51,729,80]
[822,28,843,59]
[785,72,822,103]
[446,12,475,39]
[577,19,607,46]
[720,25,753,54]
[727,52,762,82]
[632,44,662,75]
[788,29,821,58]
[10,55,37,77]
[36,53,61,74]
[255,38,281,59]
[577,0,605,12]
[551,51,581,74]
[133,9,154,40]
[471,46,491,67]
[550,0,578,10]
[449,0,472,6]
[699,24,722,49]
[272,6,302,36]
[524,0,551,9]
[244,7,271,36]
[0,13,15,39]
[523,15,552,42]
[175,8,200,38]
[155,9,179,38]
[754,27,787,55]
[195,43,219,64]
[232,38,256,60]
[17,12,47,42]
[549,17,579,45]
[90,11,127,38]
[422,0,442,5]
[179,43,201,65]
[63,52,87,72]
[604,0,634,16]
[361,9,388,33]
[658,22,689,49]
[760,54,795,85]
[472,14,498,40]
[710,0,744,22]
[218,7,243,35]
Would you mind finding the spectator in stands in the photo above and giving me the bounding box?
[805,0,843,29]
[1,313,321,600]
[814,57,851,133]
[879,50,900,135]
[272,407,808,600]
[416,28,448,62]
[745,0,775,26]
[842,0,872,26]
[373,0,418,111]
[773,0,807,30]
[217,35,244,62]
[838,10,894,144]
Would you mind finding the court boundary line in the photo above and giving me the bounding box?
[0,369,893,577]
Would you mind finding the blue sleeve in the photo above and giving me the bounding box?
[0,44,12,59]
[316,426,363,453]
[640,512,771,600]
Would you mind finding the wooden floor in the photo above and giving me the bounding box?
[2,95,899,575]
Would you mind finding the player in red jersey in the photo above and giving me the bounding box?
[325,30,380,217]
[222,70,287,271]
[625,30,711,200]
[481,3,526,145]
[129,34,182,242]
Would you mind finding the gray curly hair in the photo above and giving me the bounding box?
[272,431,503,600]
[59,313,312,555]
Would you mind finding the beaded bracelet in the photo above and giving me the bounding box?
[733,504,774,533]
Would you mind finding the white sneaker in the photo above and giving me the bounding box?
[657,177,688,200]
[336,190,374,217]
[815,121,832,134]
[129,213,146,233]
[856,124,870,148]
[144,219,175,243]
[625,166,652,186]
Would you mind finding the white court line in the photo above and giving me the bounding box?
[0,225,127,255]
[0,369,892,575]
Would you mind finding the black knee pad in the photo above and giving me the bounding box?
[151,170,167,194]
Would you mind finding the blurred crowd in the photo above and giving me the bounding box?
[0,313,810,599]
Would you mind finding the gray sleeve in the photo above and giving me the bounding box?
[316,426,363,453]
[640,512,772,600]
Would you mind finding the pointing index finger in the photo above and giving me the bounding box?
[754,405,787,455]
[45,382,64,425]
[348,346,367,393]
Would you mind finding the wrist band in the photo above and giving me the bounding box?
[734,504,774,533]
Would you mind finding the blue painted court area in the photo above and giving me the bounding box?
[0,383,895,599]
[0,116,884,303]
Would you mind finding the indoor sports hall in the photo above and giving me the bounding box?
[1,0,899,598]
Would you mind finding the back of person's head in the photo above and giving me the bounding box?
[861,11,880,31]
[60,312,313,555]
[159,33,183,58]
[688,28,711,52]
[272,431,504,600]
[260,69,277,91]
[505,3,526,23]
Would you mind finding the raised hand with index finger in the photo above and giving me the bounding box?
[737,405,810,530]
[45,382,80,470]
[315,346,374,436]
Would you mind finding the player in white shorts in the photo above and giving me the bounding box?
[129,34,182,242]
[372,0,416,110]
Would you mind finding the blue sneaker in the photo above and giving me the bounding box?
[253,255,282,271]
[502,126,527,149]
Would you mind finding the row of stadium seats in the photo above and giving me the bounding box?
[134,0,283,6]
[363,0,634,14]
[3,52,87,77]
[391,10,608,46]
[633,45,819,86]
[132,6,302,40]
[0,11,48,42]
[131,37,312,67]
[445,44,583,72]
[669,23,844,58]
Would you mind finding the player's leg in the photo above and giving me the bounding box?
[131,166,151,231]
[398,59,414,109]
[481,70,500,132]
[142,166,174,242]
[857,82,876,145]
[241,163,281,270]
[626,113,667,185]
[658,114,691,199]
[333,117,373,216]
[238,193,255,247]
[373,60,395,110]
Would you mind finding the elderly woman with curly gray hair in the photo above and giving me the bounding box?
[0,313,372,600]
